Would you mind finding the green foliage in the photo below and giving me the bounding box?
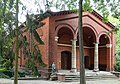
[0,68,14,78]
[116,53,120,61]
[24,43,46,76]
[18,70,26,77]
[26,12,51,45]
[108,16,120,55]
[17,11,50,76]
[33,30,44,44]
[116,27,120,54]
[0,31,15,70]
[0,59,11,69]
[83,0,93,12]
[0,0,17,71]
[27,59,39,76]
[115,61,120,72]
[33,44,46,67]
[46,0,78,10]
[102,16,108,23]
[0,73,10,78]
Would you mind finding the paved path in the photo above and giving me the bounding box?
[0,79,120,84]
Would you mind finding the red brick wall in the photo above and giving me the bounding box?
[56,46,72,69]
[37,18,50,65]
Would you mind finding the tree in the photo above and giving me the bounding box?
[78,0,86,84]
[0,1,19,83]
[14,0,19,83]
[0,0,16,57]
[0,0,17,70]
[0,0,50,82]
[19,12,49,76]
[0,31,14,69]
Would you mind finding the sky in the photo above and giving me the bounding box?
[19,0,119,26]
[19,0,60,22]
[18,0,91,22]
[19,0,45,22]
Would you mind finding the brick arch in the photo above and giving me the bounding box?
[75,23,98,41]
[97,31,111,44]
[55,23,75,39]
[97,31,112,71]
[60,49,71,53]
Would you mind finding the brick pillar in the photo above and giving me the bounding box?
[93,42,99,72]
[106,44,112,71]
[55,36,59,69]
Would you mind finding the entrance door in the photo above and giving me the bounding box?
[61,51,71,70]
[85,56,89,68]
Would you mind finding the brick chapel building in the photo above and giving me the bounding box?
[19,10,116,72]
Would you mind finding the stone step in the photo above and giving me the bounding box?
[57,70,118,81]
[50,75,57,81]
[63,73,117,81]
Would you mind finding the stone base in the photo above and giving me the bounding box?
[93,68,99,72]
[70,68,77,72]
[50,74,57,81]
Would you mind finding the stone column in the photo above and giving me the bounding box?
[71,40,77,72]
[93,42,99,72]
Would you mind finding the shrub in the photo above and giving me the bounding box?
[18,70,26,77]
[0,73,10,78]
[0,68,14,78]
[116,53,120,61]
[115,61,120,72]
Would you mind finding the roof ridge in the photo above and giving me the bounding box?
[46,10,115,28]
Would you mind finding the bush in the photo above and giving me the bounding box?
[0,68,13,78]
[0,72,10,78]
[115,61,120,72]
[18,70,26,77]
[116,53,120,61]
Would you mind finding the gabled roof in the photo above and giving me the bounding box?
[46,10,115,29]
[46,10,76,16]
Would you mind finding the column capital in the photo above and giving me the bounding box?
[106,44,112,48]
[93,42,99,44]
[71,39,77,42]
[55,36,59,41]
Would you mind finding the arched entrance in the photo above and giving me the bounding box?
[99,34,110,71]
[57,27,74,45]
[56,24,74,70]
[76,26,97,69]
[61,51,72,70]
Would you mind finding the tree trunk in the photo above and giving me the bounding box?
[14,0,19,84]
[0,44,2,57]
[78,0,86,84]
[29,30,32,57]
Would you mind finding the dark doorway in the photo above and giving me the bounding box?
[84,56,89,68]
[61,51,71,70]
